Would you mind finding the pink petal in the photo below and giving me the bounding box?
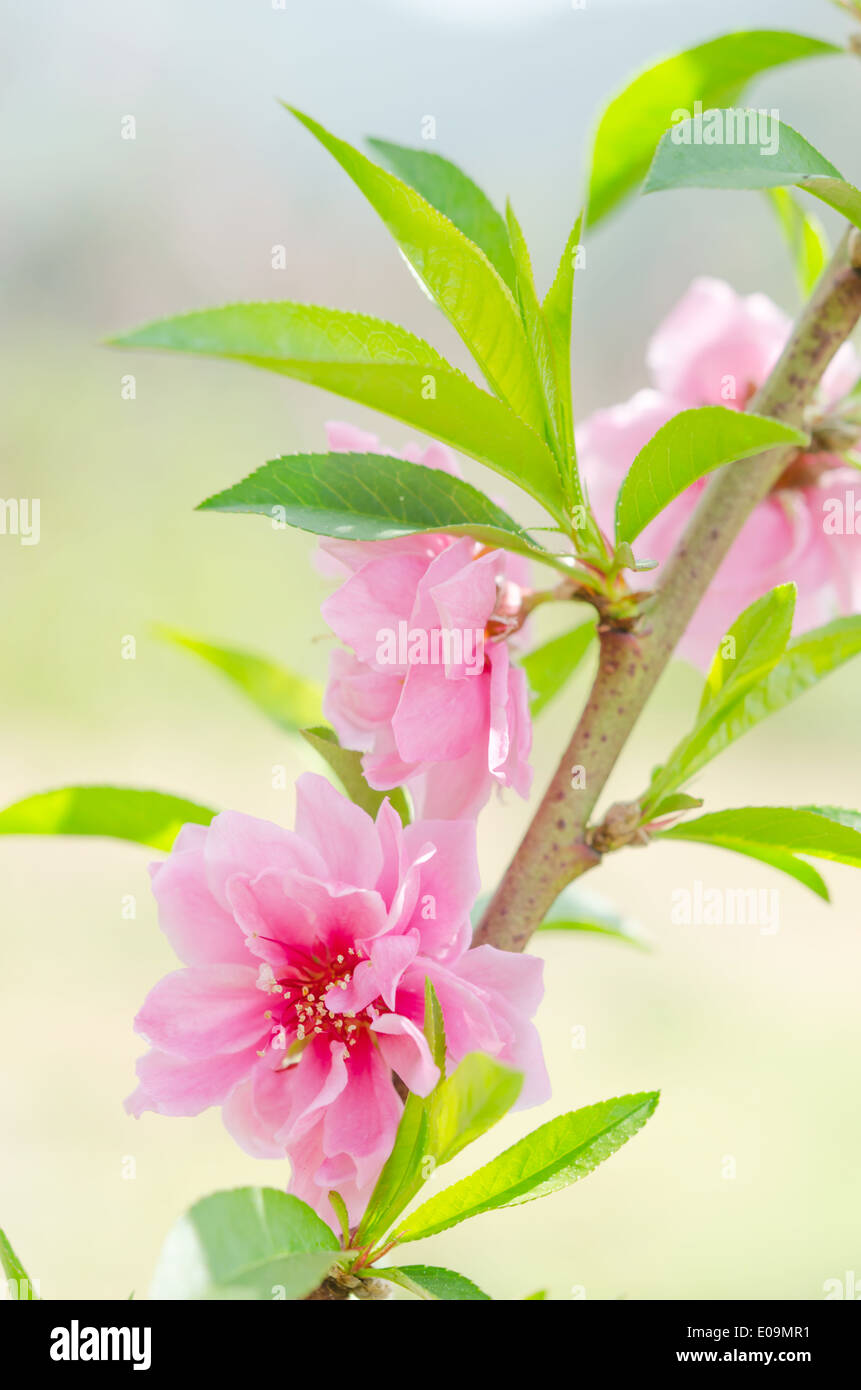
[399,960,504,1060]
[279,1036,350,1148]
[646,277,789,406]
[371,1013,439,1096]
[321,1034,402,1187]
[125,1046,255,1118]
[203,810,324,912]
[393,660,488,762]
[327,931,420,1015]
[398,820,480,961]
[221,1072,286,1159]
[323,648,401,752]
[321,552,429,666]
[410,739,496,820]
[134,965,266,1059]
[148,824,248,966]
[325,421,382,453]
[294,772,383,888]
[455,944,545,1015]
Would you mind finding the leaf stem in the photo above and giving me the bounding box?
[476,229,861,952]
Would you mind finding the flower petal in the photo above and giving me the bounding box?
[294,772,383,888]
[125,1046,255,1118]
[148,824,247,966]
[133,965,266,1059]
[371,1013,439,1096]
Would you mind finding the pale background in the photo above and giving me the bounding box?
[2,0,860,1300]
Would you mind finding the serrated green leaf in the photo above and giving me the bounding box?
[644,115,861,231]
[198,450,561,568]
[537,883,650,949]
[358,1054,521,1249]
[586,31,839,226]
[646,584,797,807]
[377,1264,491,1300]
[766,187,830,299]
[698,583,796,715]
[658,804,861,899]
[648,607,861,809]
[356,1100,430,1249]
[0,1228,39,1300]
[300,726,410,827]
[542,212,583,464]
[365,138,516,290]
[0,786,215,851]
[149,1188,341,1300]
[395,1091,659,1244]
[522,619,596,716]
[505,202,566,471]
[286,108,547,435]
[111,302,565,520]
[614,408,808,546]
[154,626,322,733]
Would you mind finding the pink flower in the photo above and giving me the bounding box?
[319,423,533,819]
[579,278,861,667]
[126,773,549,1229]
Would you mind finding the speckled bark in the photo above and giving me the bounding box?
[475,230,861,954]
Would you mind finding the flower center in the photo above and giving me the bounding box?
[255,942,379,1059]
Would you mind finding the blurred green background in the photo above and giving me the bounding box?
[2,0,860,1300]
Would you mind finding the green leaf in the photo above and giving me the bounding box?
[356,1100,430,1249]
[658,804,861,899]
[650,792,704,819]
[646,584,797,807]
[394,1091,660,1244]
[644,115,861,232]
[649,607,861,808]
[0,1227,39,1300]
[149,1188,342,1301]
[766,187,830,298]
[358,1054,521,1248]
[154,626,322,733]
[198,450,560,568]
[286,108,547,435]
[537,883,650,949]
[365,138,517,290]
[377,1264,491,1301]
[505,202,567,471]
[423,976,446,1075]
[0,786,215,851]
[524,1289,548,1300]
[111,302,565,520]
[427,1054,523,1169]
[542,213,583,464]
[586,30,839,226]
[355,981,446,1246]
[522,619,596,716]
[698,583,796,715]
[327,1191,351,1248]
[300,726,410,827]
[614,408,808,546]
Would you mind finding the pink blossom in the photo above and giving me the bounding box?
[578,278,861,667]
[319,423,533,819]
[126,773,548,1229]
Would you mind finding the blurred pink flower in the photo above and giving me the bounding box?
[319,423,533,819]
[578,278,861,667]
[127,773,548,1229]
